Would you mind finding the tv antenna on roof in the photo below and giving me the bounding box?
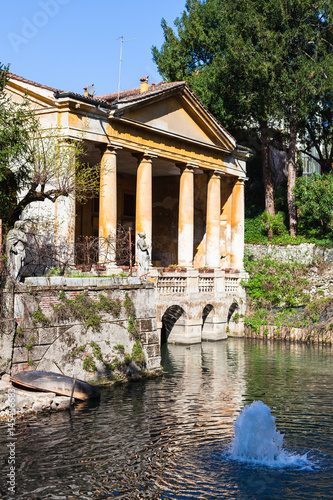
[118,35,136,99]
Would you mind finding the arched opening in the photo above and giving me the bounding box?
[161,305,185,346]
[202,304,214,328]
[227,302,239,323]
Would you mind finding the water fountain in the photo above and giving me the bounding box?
[230,400,311,468]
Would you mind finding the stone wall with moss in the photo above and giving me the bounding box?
[243,324,333,344]
[1,277,160,381]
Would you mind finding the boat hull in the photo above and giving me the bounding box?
[10,370,100,401]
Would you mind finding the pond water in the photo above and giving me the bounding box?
[1,338,333,499]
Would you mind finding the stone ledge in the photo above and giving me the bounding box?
[25,276,143,287]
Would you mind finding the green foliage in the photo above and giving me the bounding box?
[131,340,146,365]
[243,254,309,309]
[54,292,121,331]
[48,268,61,277]
[97,295,121,317]
[90,341,103,361]
[25,342,33,351]
[124,292,135,317]
[153,1,333,233]
[260,211,287,237]
[32,306,50,326]
[28,360,34,367]
[78,345,86,352]
[244,212,332,246]
[113,344,125,353]
[16,327,24,338]
[0,63,39,223]
[124,353,132,365]
[124,292,139,338]
[0,63,101,227]
[294,174,333,238]
[244,309,268,333]
[83,356,96,373]
[243,251,333,333]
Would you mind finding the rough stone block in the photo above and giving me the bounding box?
[96,278,113,286]
[81,278,97,287]
[49,277,66,286]
[127,277,141,285]
[38,327,57,344]
[30,344,50,361]
[139,319,153,332]
[51,396,71,411]
[144,344,160,358]
[12,347,28,363]
[146,331,159,345]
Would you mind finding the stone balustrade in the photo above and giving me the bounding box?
[154,269,242,296]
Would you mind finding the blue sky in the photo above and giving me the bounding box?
[1,0,185,96]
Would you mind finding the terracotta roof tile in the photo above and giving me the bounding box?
[6,73,235,144]
[98,81,186,103]
[8,72,65,93]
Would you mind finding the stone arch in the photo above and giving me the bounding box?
[227,301,239,323]
[161,305,186,345]
[201,304,214,337]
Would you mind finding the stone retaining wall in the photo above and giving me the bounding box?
[245,243,333,265]
[243,325,333,344]
[1,277,160,381]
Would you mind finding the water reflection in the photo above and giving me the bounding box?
[0,338,332,499]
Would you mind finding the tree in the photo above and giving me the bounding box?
[294,173,333,238]
[0,63,100,228]
[152,0,333,235]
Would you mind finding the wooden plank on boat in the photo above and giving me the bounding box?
[10,371,100,401]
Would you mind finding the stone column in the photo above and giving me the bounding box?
[206,171,222,268]
[220,176,234,268]
[230,177,245,270]
[178,164,196,267]
[135,153,155,265]
[99,145,120,266]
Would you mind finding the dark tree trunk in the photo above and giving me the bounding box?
[260,121,275,217]
[287,118,298,237]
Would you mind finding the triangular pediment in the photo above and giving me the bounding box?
[116,90,235,151]
[6,78,56,110]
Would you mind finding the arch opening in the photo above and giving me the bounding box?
[227,302,239,323]
[161,305,186,346]
[202,304,214,328]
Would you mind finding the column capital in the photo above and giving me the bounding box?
[208,169,225,179]
[236,176,248,184]
[132,151,158,163]
[176,162,199,173]
[105,143,123,154]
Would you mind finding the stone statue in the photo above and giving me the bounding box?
[137,232,150,278]
[6,221,27,281]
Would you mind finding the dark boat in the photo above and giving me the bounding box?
[10,370,100,401]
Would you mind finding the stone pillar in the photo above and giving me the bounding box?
[135,153,155,265]
[99,145,120,266]
[206,171,222,268]
[230,178,245,270]
[178,164,196,267]
[220,176,234,268]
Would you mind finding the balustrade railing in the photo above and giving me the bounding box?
[225,276,239,295]
[156,270,241,296]
[198,276,214,293]
[157,275,187,295]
